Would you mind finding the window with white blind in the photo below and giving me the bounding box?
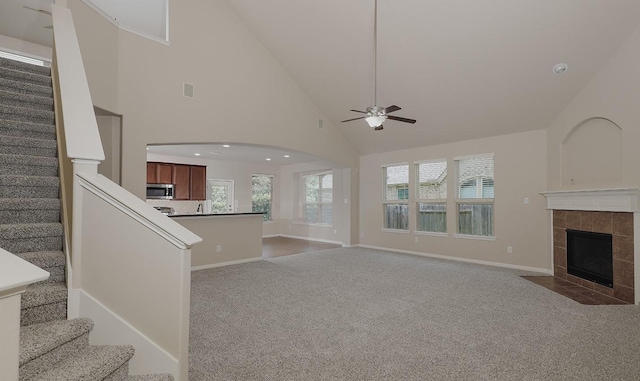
[252,174,273,221]
[383,164,409,230]
[416,160,447,233]
[303,172,333,224]
[455,154,494,237]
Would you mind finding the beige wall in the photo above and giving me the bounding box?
[175,215,262,268]
[547,28,640,191]
[0,33,52,61]
[359,129,550,271]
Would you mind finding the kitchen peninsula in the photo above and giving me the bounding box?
[170,213,264,270]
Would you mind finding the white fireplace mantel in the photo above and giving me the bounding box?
[541,188,640,212]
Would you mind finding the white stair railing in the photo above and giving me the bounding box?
[51,4,201,380]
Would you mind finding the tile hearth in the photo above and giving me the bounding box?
[523,276,629,305]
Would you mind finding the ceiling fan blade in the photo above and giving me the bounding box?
[23,5,52,15]
[374,125,384,131]
[341,116,366,123]
[383,105,401,114]
[387,115,417,124]
[350,109,367,114]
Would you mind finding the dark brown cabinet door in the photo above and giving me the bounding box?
[173,164,191,200]
[157,163,174,184]
[146,162,158,184]
[190,166,206,200]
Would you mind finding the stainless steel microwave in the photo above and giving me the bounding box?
[146,184,174,199]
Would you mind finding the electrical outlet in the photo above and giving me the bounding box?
[334,229,337,235]
[524,197,529,204]
[360,232,364,238]
[414,237,419,243]
[507,246,513,254]
[216,245,222,252]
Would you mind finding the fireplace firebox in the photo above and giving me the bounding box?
[566,229,613,287]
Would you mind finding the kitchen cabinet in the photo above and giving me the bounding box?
[190,166,206,200]
[146,162,173,184]
[147,162,207,200]
[173,164,191,200]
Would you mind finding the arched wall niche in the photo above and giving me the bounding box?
[560,117,622,187]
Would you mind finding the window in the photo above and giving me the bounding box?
[383,164,409,230]
[252,175,273,221]
[455,154,494,237]
[416,160,447,233]
[303,172,332,224]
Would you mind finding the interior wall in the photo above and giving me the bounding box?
[547,28,640,191]
[0,34,52,61]
[359,129,550,271]
[96,114,121,184]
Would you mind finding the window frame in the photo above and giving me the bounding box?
[302,171,333,225]
[415,159,448,236]
[382,163,410,232]
[251,174,274,222]
[454,153,495,240]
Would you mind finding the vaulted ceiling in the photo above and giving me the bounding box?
[2,0,638,157]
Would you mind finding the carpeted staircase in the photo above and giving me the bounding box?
[0,56,173,380]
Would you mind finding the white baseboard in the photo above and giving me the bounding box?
[262,234,280,238]
[191,256,262,271]
[278,234,343,246]
[74,289,178,377]
[356,245,553,275]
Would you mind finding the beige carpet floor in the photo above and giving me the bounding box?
[189,247,640,380]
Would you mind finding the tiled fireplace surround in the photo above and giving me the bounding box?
[543,189,640,305]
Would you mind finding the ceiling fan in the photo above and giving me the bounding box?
[341,0,416,131]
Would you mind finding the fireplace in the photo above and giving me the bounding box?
[566,229,613,287]
[542,188,639,305]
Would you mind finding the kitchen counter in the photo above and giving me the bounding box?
[168,212,263,218]
[170,213,263,269]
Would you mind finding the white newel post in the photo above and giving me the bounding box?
[67,159,100,318]
[0,250,49,380]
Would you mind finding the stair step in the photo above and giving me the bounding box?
[30,345,135,381]
[0,56,51,76]
[15,251,65,283]
[0,66,51,87]
[0,175,60,198]
[0,104,54,125]
[19,318,93,379]
[0,118,56,140]
[0,198,60,224]
[0,222,63,253]
[0,135,57,157]
[0,153,58,177]
[21,282,67,326]
[0,89,53,111]
[129,374,175,381]
[0,77,53,98]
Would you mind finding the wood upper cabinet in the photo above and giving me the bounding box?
[190,165,206,200]
[147,162,206,200]
[173,164,191,200]
[147,162,173,184]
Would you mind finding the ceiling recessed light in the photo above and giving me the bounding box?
[194,153,201,156]
[222,144,230,148]
[284,155,290,158]
[266,158,271,161]
[553,63,568,75]
[210,151,220,155]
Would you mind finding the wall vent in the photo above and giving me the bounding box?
[183,83,194,98]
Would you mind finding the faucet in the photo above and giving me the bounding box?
[197,203,202,213]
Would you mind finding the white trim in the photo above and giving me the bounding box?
[357,245,552,275]
[381,228,410,234]
[453,152,495,161]
[191,257,262,271]
[262,234,279,238]
[279,234,343,245]
[292,221,333,227]
[453,233,496,241]
[0,248,49,297]
[414,231,449,238]
[541,188,640,212]
[75,289,178,378]
[381,161,410,168]
[80,0,170,45]
[635,212,640,305]
[414,158,447,165]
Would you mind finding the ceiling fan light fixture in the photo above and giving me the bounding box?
[366,115,386,127]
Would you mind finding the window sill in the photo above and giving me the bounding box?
[453,234,496,241]
[382,228,410,234]
[263,220,275,224]
[414,231,448,238]
[293,222,333,228]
